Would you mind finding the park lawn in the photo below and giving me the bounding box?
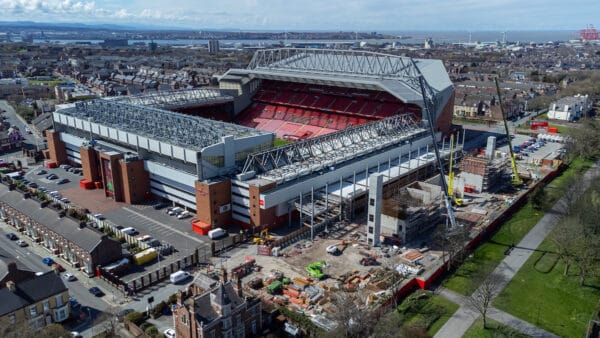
[27,79,64,86]
[494,235,600,338]
[443,157,594,296]
[443,202,544,295]
[274,138,292,147]
[463,318,529,338]
[392,290,459,336]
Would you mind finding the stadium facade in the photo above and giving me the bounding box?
[46,49,455,234]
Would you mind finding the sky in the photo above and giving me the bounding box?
[0,0,597,31]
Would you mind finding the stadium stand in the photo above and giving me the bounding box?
[235,80,421,141]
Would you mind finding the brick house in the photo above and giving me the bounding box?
[172,272,262,338]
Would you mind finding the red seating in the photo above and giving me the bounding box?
[235,80,421,141]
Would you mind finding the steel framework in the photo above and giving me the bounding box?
[247,48,424,94]
[241,114,426,183]
[60,100,264,151]
[111,88,233,109]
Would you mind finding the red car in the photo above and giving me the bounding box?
[53,263,65,272]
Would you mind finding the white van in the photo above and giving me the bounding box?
[167,207,182,216]
[208,228,227,240]
[169,270,191,284]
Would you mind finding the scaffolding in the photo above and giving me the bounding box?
[241,114,426,184]
[110,88,233,110]
[58,100,266,152]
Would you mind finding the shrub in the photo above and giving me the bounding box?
[168,293,178,304]
[144,325,158,336]
[152,301,167,316]
[124,311,144,325]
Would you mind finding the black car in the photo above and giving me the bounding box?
[88,287,105,297]
[152,202,167,210]
[5,233,18,240]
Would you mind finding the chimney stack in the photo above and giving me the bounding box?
[6,280,16,292]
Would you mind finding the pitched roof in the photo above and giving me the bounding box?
[0,271,67,316]
[0,187,106,252]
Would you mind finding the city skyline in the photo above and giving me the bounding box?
[0,0,597,31]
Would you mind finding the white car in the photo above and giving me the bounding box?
[64,273,77,281]
[164,328,175,338]
[93,214,106,220]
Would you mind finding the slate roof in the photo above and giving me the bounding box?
[0,271,67,316]
[0,186,106,252]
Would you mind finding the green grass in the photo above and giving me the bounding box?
[463,318,530,338]
[494,233,600,338]
[383,290,459,336]
[443,157,594,296]
[443,202,544,295]
[274,138,292,147]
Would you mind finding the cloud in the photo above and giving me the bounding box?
[0,0,597,30]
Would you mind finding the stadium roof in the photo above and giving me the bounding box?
[223,48,453,108]
[55,100,267,152]
[110,88,233,110]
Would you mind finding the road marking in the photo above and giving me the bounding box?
[122,207,206,245]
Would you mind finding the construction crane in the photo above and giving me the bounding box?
[494,77,523,186]
[416,66,457,229]
[447,134,463,206]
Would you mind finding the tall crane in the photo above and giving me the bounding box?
[494,77,523,186]
[416,70,457,229]
[447,134,462,206]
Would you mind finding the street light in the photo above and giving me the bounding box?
[87,307,93,337]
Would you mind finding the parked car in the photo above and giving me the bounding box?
[60,198,70,203]
[59,164,72,170]
[53,263,65,272]
[56,178,69,184]
[42,257,55,266]
[46,174,58,180]
[6,233,18,240]
[164,328,175,338]
[147,239,162,248]
[16,239,27,247]
[121,227,139,236]
[26,182,38,188]
[36,169,47,175]
[152,202,167,210]
[167,207,182,216]
[64,273,77,281]
[88,287,104,297]
[177,211,190,219]
[93,214,105,220]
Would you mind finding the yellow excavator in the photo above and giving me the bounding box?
[253,229,274,245]
[448,134,463,206]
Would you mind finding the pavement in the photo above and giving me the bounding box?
[434,162,599,338]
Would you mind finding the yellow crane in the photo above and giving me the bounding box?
[447,134,462,206]
[494,77,523,186]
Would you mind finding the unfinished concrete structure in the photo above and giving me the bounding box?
[381,181,443,244]
[366,174,383,247]
[460,156,507,193]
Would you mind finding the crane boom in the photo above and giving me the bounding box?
[494,77,523,186]
[417,74,457,229]
[448,134,454,198]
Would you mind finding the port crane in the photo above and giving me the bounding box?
[494,77,523,186]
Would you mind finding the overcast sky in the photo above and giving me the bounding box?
[0,0,597,31]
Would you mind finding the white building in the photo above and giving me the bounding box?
[547,94,591,121]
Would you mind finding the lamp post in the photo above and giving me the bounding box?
[87,307,93,337]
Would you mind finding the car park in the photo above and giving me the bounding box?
[88,287,104,297]
[16,239,27,247]
[122,227,139,236]
[6,233,18,240]
[42,257,55,266]
[152,202,167,210]
[64,273,77,281]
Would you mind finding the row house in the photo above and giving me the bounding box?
[0,188,122,276]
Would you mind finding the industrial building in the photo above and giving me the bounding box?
[46,48,456,237]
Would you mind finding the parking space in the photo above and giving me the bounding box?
[23,164,84,195]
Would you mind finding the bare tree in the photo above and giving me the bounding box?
[330,291,376,338]
[468,272,502,329]
[548,216,580,276]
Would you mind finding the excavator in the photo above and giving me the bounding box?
[253,229,274,245]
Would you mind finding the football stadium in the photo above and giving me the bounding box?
[47,48,455,235]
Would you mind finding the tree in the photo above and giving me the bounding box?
[529,184,546,211]
[566,119,600,160]
[329,291,376,337]
[549,216,580,276]
[467,272,502,329]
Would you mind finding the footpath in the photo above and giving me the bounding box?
[434,162,599,338]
